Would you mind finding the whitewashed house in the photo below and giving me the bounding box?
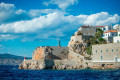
[113,32,120,43]
[96,26,113,32]
[103,30,118,43]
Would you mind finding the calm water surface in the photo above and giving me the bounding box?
[0,65,120,80]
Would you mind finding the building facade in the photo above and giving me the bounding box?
[113,32,120,43]
[78,25,96,36]
[96,26,113,32]
[92,43,120,62]
[102,30,118,42]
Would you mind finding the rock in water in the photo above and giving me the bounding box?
[18,59,46,70]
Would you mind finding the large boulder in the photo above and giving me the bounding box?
[32,46,53,60]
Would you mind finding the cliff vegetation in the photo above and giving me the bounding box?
[85,28,107,55]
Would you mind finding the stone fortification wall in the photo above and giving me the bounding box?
[32,46,68,60]
[68,50,84,61]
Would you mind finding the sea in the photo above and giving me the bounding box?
[0,65,120,80]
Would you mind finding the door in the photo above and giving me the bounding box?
[115,57,118,62]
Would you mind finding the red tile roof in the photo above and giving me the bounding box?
[96,26,105,28]
[81,25,90,27]
[104,30,118,33]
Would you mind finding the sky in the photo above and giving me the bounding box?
[0,0,120,57]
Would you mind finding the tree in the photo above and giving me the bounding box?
[85,28,107,55]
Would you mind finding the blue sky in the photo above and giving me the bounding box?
[0,0,120,57]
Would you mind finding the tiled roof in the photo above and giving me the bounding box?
[104,30,118,33]
[81,25,90,27]
[96,26,105,28]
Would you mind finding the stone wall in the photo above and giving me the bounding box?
[68,50,84,61]
[32,46,68,60]
[87,62,120,69]
[92,43,120,62]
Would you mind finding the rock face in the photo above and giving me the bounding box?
[32,46,53,60]
[18,46,68,69]
[18,59,46,69]
[68,31,89,59]
[32,46,68,60]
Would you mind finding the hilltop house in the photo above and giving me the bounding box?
[96,26,113,32]
[78,25,96,36]
[102,30,118,43]
[113,32,120,43]
[70,25,96,43]
[92,43,120,62]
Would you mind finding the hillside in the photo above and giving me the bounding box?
[0,54,31,65]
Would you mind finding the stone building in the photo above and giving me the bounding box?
[78,25,96,36]
[92,43,120,62]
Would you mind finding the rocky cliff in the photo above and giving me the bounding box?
[68,31,90,60]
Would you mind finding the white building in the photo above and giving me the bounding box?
[113,24,120,31]
[103,30,118,43]
[96,26,113,32]
[113,32,120,43]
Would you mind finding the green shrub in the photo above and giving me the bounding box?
[77,31,82,35]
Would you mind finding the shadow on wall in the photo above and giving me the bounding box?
[45,60,55,69]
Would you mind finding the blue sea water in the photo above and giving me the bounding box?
[0,65,120,80]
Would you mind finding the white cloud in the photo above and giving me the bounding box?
[0,34,19,40]
[84,12,120,25]
[0,11,119,41]
[16,9,26,15]
[0,2,30,24]
[43,0,78,10]
[0,3,120,41]
[28,9,61,17]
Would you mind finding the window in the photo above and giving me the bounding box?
[104,28,106,30]
[101,50,102,53]
[106,50,108,52]
[101,56,103,60]
[112,33,114,36]
[106,34,107,36]
[116,49,118,52]
[112,49,113,52]
[109,27,111,30]
[96,50,97,53]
